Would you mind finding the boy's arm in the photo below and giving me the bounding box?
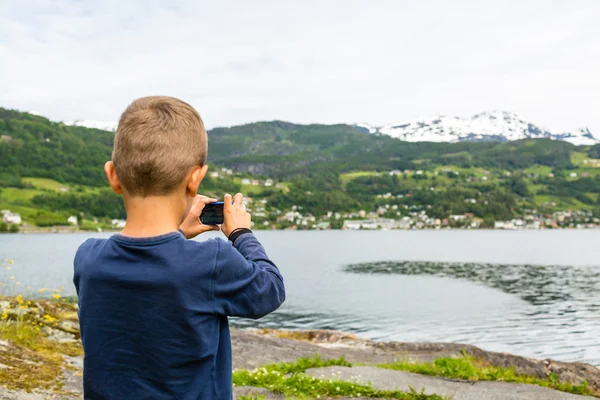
[211,232,285,319]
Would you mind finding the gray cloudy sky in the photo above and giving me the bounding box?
[1,0,599,132]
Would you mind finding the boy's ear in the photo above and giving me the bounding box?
[104,161,123,194]
[187,165,208,196]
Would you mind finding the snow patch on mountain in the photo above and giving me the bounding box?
[64,120,118,131]
[354,122,378,134]
[361,110,598,145]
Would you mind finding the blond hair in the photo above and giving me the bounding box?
[113,96,207,196]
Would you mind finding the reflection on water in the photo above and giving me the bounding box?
[344,260,600,306]
[233,259,600,366]
[339,260,600,365]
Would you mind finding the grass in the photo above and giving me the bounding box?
[525,165,553,176]
[21,177,70,192]
[378,355,593,397]
[339,171,381,185]
[571,151,589,166]
[532,195,595,211]
[233,356,444,399]
[0,289,82,393]
[0,323,67,392]
[0,187,44,202]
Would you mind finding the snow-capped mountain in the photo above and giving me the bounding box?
[64,119,118,132]
[356,111,598,146]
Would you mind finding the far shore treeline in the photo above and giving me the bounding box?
[2,107,600,230]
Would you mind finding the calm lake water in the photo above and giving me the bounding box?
[1,230,599,365]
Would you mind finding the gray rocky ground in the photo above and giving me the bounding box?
[1,328,598,399]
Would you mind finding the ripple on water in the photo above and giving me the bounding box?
[339,260,600,366]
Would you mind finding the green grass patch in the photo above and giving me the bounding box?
[0,187,44,202]
[378,356,593,397]
[233,356,444,399]
[571,151,589,166]
[21,177,70,192]
[525,165,553,176]
[527,184,545,195]
[533,195,594,211]
[340,171,381,186]
[586,192,599,202]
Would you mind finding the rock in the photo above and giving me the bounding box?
[58,320,80,337]
[42,327,77,343]
[305,366,594,400]
[233,386,285,399]
[231,329,600,394]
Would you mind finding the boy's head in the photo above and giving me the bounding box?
[105,96,208,199]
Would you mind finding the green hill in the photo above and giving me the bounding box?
[2,107,600,229]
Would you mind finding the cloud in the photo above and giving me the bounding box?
[1,0,599,133]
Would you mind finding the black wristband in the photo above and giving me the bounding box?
[228,228,252,244]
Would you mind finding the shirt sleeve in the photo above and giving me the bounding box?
[211,233,285,319]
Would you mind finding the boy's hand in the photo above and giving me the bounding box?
[222,193,251,237]
[179,195,220,239]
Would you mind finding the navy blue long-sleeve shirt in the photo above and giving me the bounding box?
[73,231,285,400]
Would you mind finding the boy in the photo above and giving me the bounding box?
[73,96,285,399]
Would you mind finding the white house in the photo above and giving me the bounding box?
[264,179,273,187]
[111,219,127,228]
[67,216,78,226]
[495,221,515,230]
[2,212,21,225]
[241,178,251,185]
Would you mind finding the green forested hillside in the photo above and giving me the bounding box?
[2,107,600,229]
[208,121,576,176]
[0,108,113,186]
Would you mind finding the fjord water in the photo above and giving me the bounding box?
[1,230,599,365]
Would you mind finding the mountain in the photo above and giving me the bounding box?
[64,119,118,131]
[0,106,591,187]
[59,110,597,145]
[357,110,598,145]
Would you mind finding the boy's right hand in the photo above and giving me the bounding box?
[222,193,251,237]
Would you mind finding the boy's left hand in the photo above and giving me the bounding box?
[180,195,220,239]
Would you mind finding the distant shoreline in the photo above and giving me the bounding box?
[5,226,600,234]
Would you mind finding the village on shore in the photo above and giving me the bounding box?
[3,165,600,232]
[2,206,598,233]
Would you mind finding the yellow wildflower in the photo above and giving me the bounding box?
[43,314,57,323]
[38,288,48,293]
[9,276,14,280]
[52,294,60,301]
[9,260,14,265]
